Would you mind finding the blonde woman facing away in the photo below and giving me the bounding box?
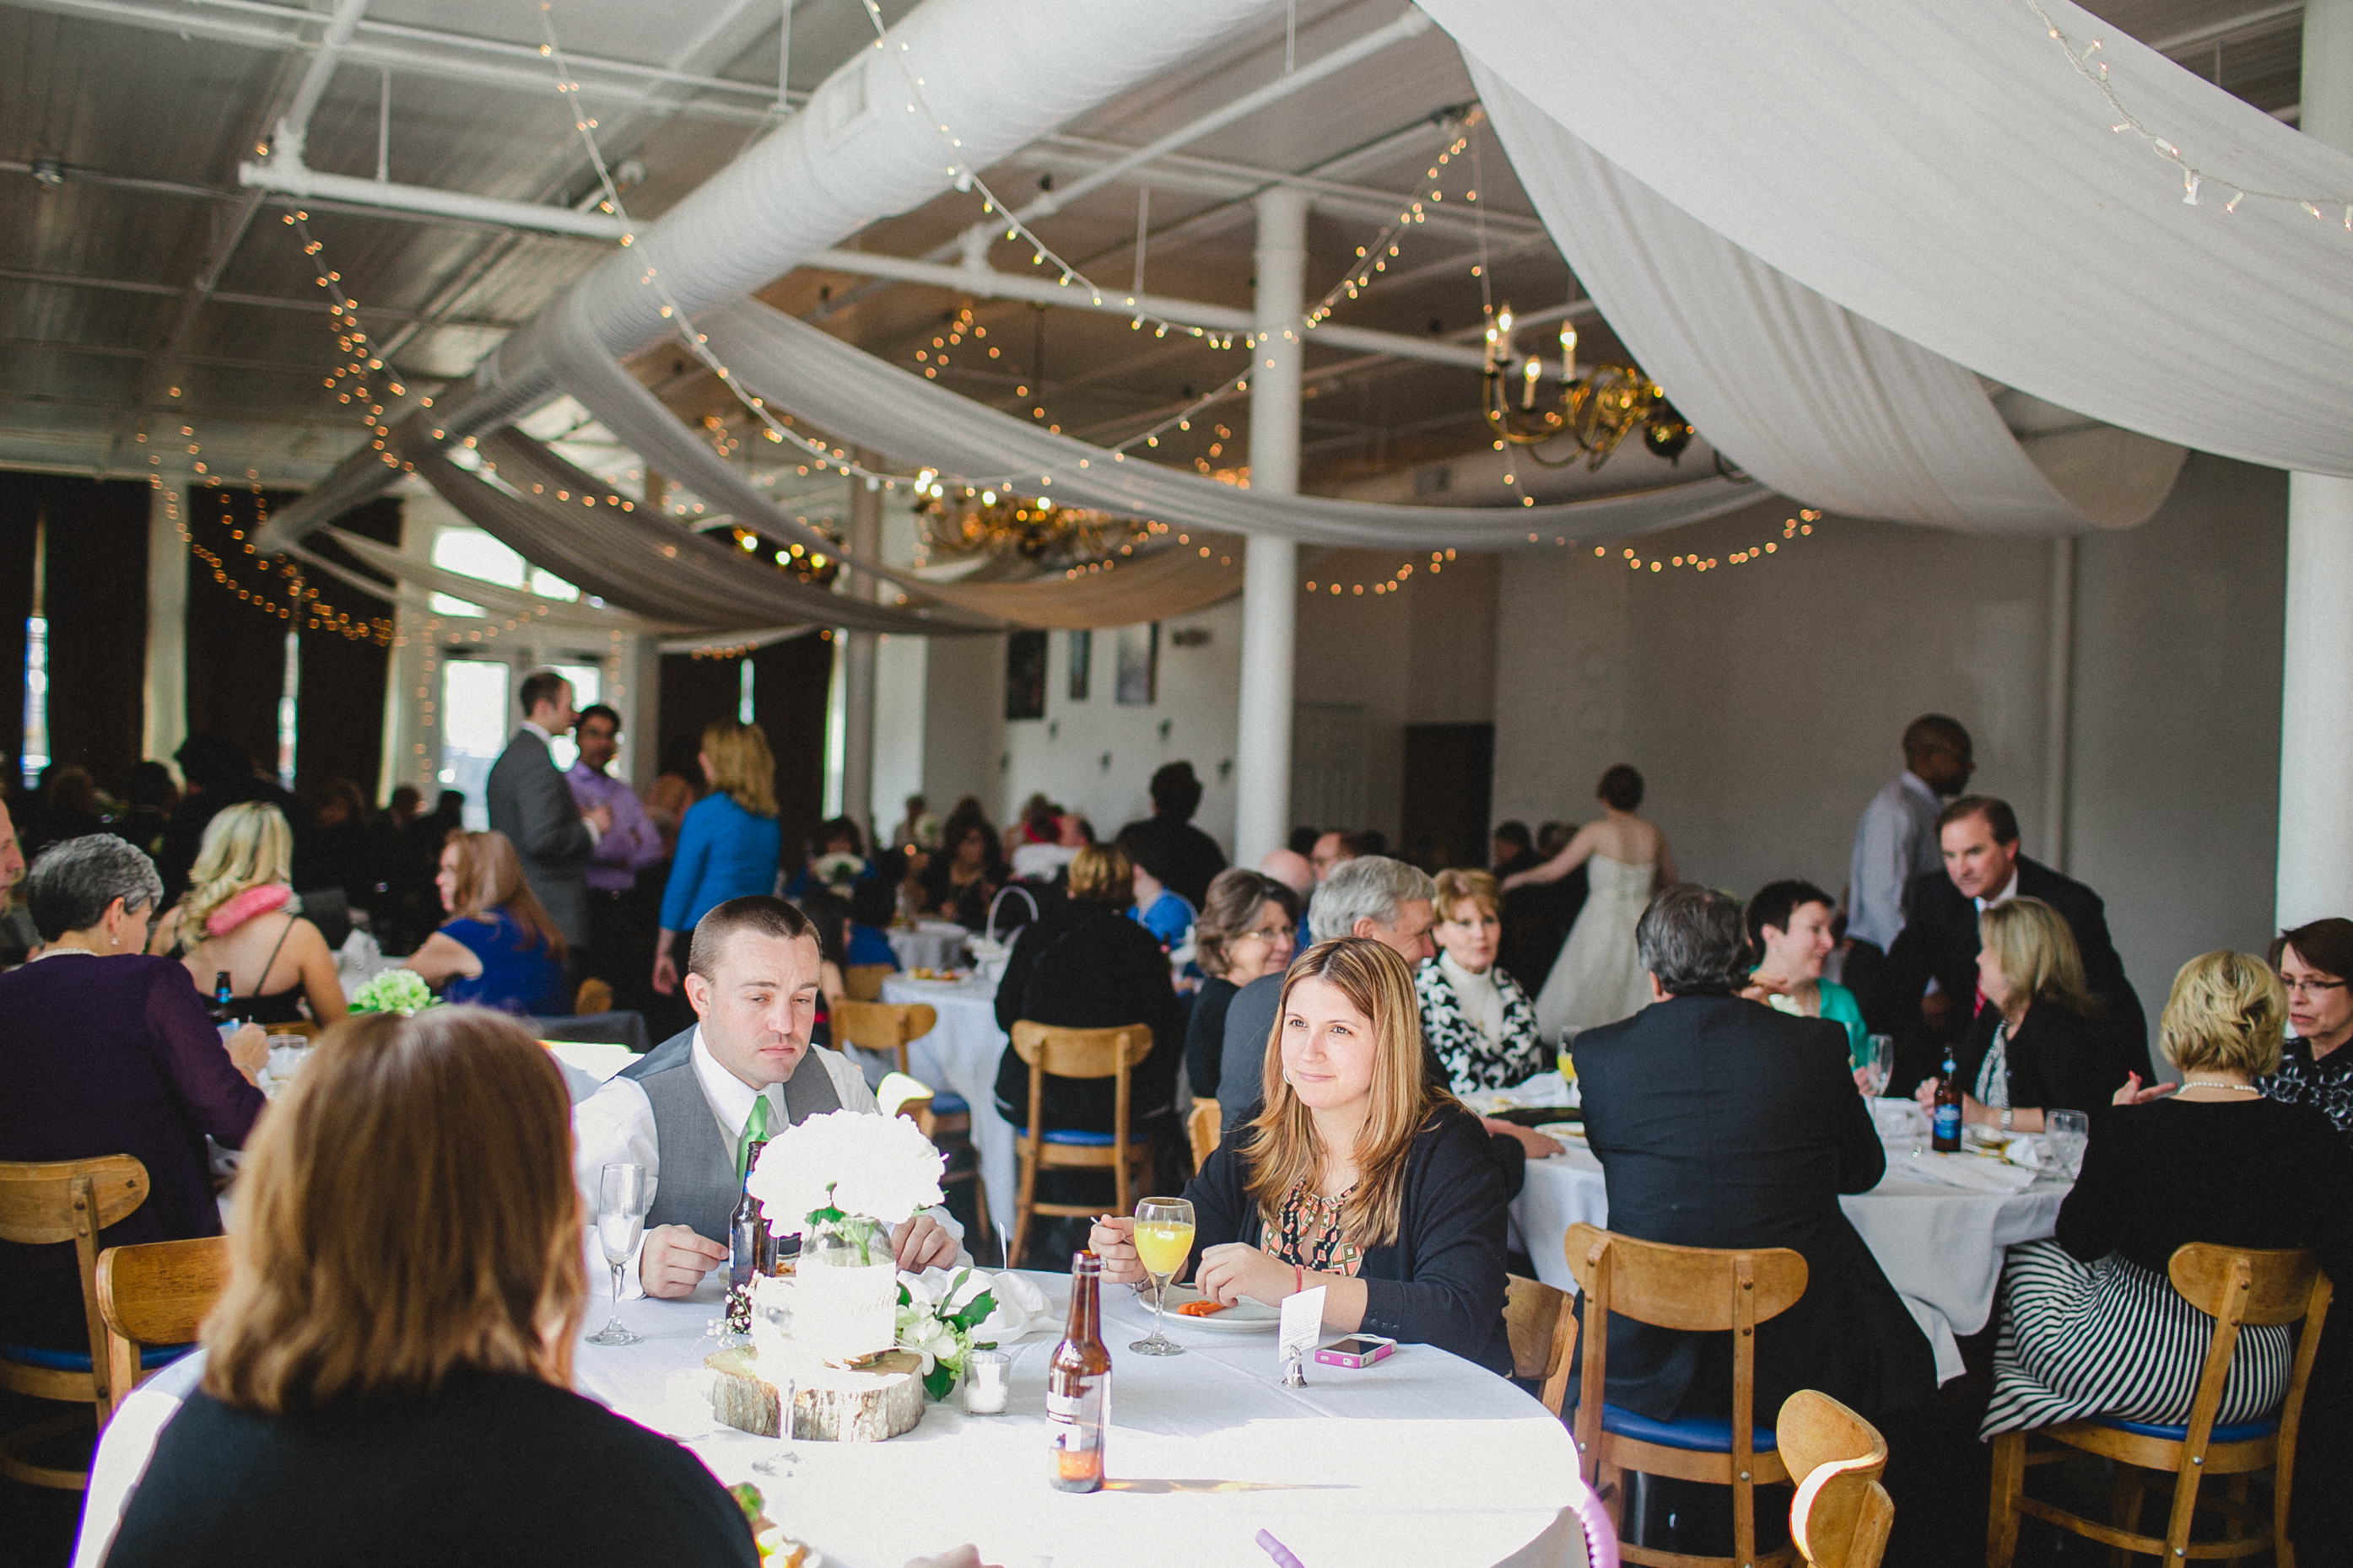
[652,719,782,997]
[1091,937,1512,1373]
[149,800,346,1027]
[100,1007,760,1568]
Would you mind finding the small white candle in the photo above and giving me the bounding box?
[963,1350,1011,1414]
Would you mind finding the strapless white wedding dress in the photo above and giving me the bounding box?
[1533,854,1659,1042]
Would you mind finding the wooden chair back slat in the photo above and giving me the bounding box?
[0,1156,150,1246]
[1009,1021,1152,1078]
[96,1236,230,1420]
[1185,1101,1221,1172]
[2168,1243,2322,1327]
[1503,1273,1579,1417]
[844,963,893,1002]
[1562,1221,1808,1332]
[1789,1464,1894,1568]
[1775,1389,1886,1490]
[832,1000,939,1076]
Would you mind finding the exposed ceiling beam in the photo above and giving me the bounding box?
[236,159,634,240]
[0,265,520,330]
[0,335,347,375]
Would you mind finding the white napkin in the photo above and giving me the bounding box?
[1889,1150,2039,1194]
[1504,1070,1578,1109]
[898,1266,1054,1344]
[1870,1097,1930,1141]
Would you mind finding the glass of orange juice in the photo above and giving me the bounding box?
[1129,1196,1196,1356]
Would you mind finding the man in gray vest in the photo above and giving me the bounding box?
[573,895,963,1297]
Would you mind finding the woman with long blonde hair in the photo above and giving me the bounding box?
[1090,937,1512,1372]
[651,718,783,996]
[149,800,346,1026]
[100,1007,758,1567]
[402,829,569,1017]
[1912,896,2119,1135]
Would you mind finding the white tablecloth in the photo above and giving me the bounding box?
[76,1274,1598,1568]
[1512,1146,2066,1383]
[878,975,1017,1245]
[886,922,971,976]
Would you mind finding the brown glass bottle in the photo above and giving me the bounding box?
[1046,1252,1110,1492]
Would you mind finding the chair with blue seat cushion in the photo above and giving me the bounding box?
[1007,1021,1153,1270]
[1987,1243,2333,1568]
[1562,1220,1810,1568]
[0,1153,151,1490]
[98,1235,230,1424]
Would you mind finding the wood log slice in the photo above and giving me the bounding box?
[706,1346,926,1442]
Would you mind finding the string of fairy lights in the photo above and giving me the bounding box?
[2018,0,2353,224]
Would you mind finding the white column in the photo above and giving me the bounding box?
[840,453,882,838]
[142,482,188,769]
[1233,186,1309,866]
[2280,0,2353,926]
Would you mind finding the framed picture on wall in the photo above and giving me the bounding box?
[1114,622,1158,706]
[1005,629,1048,720]
[1067,628,1092,701]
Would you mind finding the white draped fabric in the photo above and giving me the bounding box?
[1425,0,2353,477]
[1471,63,2188,534]
[656,299,1767,551]
[290,533,693,635]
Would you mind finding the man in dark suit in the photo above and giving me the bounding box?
[487,671,612,955]
[1866,795,2148,1096]
[1573,883,1935,1428]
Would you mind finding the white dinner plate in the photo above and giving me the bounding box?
[1535,1122,1586,1143]
[1154,1285,1282,1333]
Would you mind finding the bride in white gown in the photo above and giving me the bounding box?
[1499,765,1678,1043]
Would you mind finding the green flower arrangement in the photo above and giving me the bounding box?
[895,1267,998,1401]
[348,968,437,1017]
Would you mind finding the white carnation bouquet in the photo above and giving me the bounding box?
[745,1108,946,1264]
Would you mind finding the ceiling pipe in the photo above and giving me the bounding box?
[255,0,1290,551]
[235,159,635,240]
[270,0,372,166]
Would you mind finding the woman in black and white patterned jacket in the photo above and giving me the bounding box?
[1416,868,1547,1094]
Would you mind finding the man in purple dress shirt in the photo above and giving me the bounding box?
[567,705,665,1012]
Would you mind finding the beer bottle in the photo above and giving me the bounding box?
[729,1139,769,1291]
[1932,1047,1964,1153]
[211,971,236,1025]
[1046,1252,1111,1492]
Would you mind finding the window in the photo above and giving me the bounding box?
[429,526,580,616]
[544,661,602,771]
[437,659,510,830]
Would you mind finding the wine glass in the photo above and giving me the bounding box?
[1861,1035,1896,1098]
[586,1162,652,1347]
[1129,1196,1196,1356]
[2043,1109,2089,1181]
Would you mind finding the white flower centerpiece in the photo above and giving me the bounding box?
[744,1109,945,1371]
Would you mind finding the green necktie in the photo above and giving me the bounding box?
[735,1092,773,1180]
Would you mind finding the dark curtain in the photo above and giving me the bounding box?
[756,631,833,865]
[0,479,40,786]
[183,487,294,780]
[42,477,152,792]
[656,649,745,779]
[294,494,399,796]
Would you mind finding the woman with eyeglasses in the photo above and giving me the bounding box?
[2264,917,2353,1137]
[1184,869,1299,1104]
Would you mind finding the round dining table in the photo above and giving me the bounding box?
[886,921,973,977]
[1511,1141,2066,1384]
[878,973,1020,1244]
[77,1270,1603,1568]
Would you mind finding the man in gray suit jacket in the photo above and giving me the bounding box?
[487,671,612,951]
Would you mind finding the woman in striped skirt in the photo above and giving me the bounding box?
[1983,950,2353,1438]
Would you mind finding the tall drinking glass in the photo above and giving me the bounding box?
[1129,1196,1196,1356]
[2044,1109,2090,1181]
[586,1162,652,1347]
[1862,1035,1896,1098]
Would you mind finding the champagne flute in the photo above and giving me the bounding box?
[1862,1034,1896,1098]
[586,1162,652,1347]
[1129,1196,1196,1356]
[2044,1108,2089,1181]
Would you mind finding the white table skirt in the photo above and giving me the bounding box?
[877,975,1017,1245]
[572,1271,1595,1568]
[886,922,971,976]
[1512,1146,2065,1383]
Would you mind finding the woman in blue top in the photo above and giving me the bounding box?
[403,830,569,1017]
[651,719,783,996]
[1742,879,1870,1066]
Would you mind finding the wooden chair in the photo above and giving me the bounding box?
[572,976,614,1016]
[882,1080,992,1256]
[1008,1021,1154,1269]
[96,1236,231,1421]
[1504,1272,1579,1417]
[844,963,894,1002]
[1185,1099,1221,1173]
[832,1000,940,1078]
[1777,1390,1892,1568]
[0,1155,151,1490]
[1988,1243,2333,1568]
[1564,1220,1810,1568]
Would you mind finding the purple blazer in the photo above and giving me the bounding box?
[0,954,266,1350]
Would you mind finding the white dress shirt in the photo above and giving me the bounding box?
[1974,867,2021,914]
[1846,771,1945,951]
[571,1028,959,1297]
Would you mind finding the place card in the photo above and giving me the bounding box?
[1277,1285,1325,1382]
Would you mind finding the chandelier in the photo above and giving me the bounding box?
[1481,304,1694,471]
[916,487,1150,567]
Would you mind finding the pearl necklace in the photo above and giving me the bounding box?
[2178,1080,2262,1093]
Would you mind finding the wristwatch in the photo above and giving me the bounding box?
[1999,1107,2014,1133]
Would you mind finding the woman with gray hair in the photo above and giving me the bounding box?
[0,836,268,1355]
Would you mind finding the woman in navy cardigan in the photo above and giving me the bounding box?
[650,719,783,996]
[1091,937,1511,1374]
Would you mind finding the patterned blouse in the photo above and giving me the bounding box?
[1416,954,1546,1092]
[1267,1182,1363,1277]
[2261,1036,2353,1139]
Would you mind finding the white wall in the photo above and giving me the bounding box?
[1488,452,2287,1032]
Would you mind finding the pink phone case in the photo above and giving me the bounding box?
[1313,1337,1395,1369]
